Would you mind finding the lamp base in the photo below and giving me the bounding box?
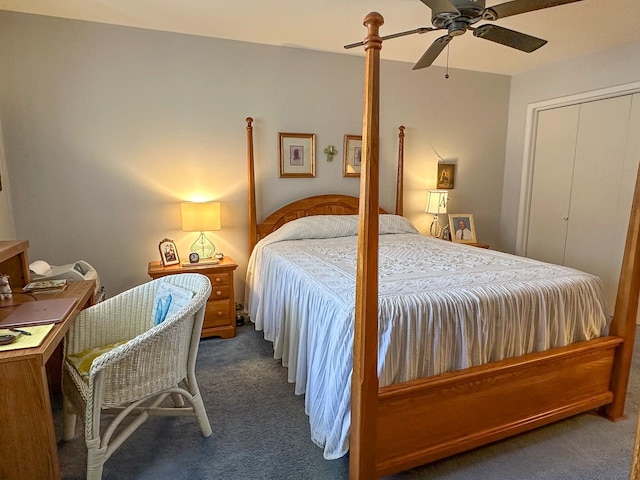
[429,215,442,238]
[190,232,216,259]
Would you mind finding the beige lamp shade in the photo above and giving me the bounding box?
[181,202,221,232]
[425,190,449,215]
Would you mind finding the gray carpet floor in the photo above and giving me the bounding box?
[56,324,640,479]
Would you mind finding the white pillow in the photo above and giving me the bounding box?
[151,282,194,325]
[260,214,418,246]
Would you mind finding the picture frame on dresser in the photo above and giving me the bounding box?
[449,214,477,244]
[278,132,316,178]
[158,238,180,266]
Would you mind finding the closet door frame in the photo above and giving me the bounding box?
[516,80,640,256]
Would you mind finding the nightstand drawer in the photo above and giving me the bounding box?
[208,272,230,287]
[209,285,230,300]
[205,300,232,328]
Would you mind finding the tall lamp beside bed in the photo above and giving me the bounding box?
[244,13,640,479]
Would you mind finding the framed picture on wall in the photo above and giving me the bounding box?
[448,214,477,244]
[159,238,180,266]
[437,163,456,189]
[278,132,316,178]
[343,134,362,177]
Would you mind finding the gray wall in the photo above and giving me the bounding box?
[500,39,640,253]
[0,119,15,237]
[0,11,510,301]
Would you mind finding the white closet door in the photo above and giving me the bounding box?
[526,105,579,265]
[564,95,633,313]
[610,93,640,315]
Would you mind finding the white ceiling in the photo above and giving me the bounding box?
[1,0,639,76]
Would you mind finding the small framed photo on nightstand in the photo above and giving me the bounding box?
[449,214,477,244]
[159,238,180,266]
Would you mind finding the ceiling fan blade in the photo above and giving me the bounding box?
[413,35,452,70]
[344,27,439,50]
[473,24,547,52]
[420,0,460,15]
[483,0,584,20]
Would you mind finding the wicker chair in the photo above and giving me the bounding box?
[62,273,212,480]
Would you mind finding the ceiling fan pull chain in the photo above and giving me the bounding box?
[445,43,450,79]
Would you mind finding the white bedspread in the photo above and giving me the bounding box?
[245,215,609,460]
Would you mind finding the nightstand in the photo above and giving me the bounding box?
[468,242,490,249]
[147,257,238,339]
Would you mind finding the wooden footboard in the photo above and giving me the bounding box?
[375,336,622,477]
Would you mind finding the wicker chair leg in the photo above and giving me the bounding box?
[86,437,107,480]
[62,397,77,441]
[192,394,212,437]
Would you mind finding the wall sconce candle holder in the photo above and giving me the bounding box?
[323,145,338,162]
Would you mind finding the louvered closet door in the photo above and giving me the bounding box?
[526,105,579,265]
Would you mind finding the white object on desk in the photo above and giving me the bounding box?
[29,259,103,300]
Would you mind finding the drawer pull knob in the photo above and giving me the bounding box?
[216,291,222,296]
[215,278,221,283]
[217,311,223,316]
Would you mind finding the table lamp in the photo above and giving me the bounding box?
[425,190,448,237]
[181,201,221,259]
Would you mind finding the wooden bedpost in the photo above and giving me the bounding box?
[395,126,405,216]
[351,11,383,480]
[602,162,640,420]
[246,117,257,256]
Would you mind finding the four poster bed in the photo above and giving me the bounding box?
[243,14,639,479]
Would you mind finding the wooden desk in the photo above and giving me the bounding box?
[0,280,96,480]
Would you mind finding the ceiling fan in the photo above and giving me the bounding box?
[344,0,584,70]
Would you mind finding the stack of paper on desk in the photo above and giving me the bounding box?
[23,279,68,293]
[0,324,55,352]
